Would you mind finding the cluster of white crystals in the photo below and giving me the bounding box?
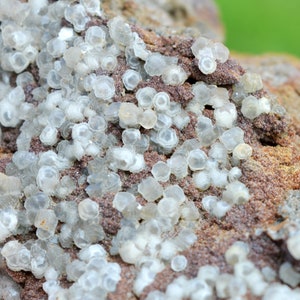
[0,0,290,299]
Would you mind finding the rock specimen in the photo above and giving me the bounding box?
[0,0,300,299]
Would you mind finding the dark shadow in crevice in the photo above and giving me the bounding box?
[259,138,278,147]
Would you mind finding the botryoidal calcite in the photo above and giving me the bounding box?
[0,0,297,299]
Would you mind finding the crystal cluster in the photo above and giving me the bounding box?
[0,0,290,299]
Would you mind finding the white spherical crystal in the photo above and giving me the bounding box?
[187,149,207,171]
[240,73,263,93]
[241,95,261,120]
[92,75,115,100]
[167,154,188,179]
[64,4,89,32]
[222,181,250,205]
[212,42,230,63]
[78,198,99,221]
[287,233,300,260]
[40,125,58,146]
[151,161,171,182]
[113,192,136,212]
[46,38,67,58]
[122,69,142,90]
[108,16,133,46]
[214,103,237,128]
[219,127,244,151]
[171,255,188,272]
[198,56,217,75]
[85,26,106,48]
[138,177,163,202]
[36,166,59,195]
[193,170,211,190]
[163,185,186,205]
[153,92,170,112]
[144,52,168,76]
[162,65,188,86]
[100,54,118,72]
[191,36,211,58]
[140,109,157,129]
[233,143,253,160]
[118,102,142,127]
[136,87,156,109]
[34,209,58,239]
[156,128,178,150]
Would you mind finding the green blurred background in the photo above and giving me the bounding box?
[214,0,300,57]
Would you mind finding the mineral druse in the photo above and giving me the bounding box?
[0,0,298,299]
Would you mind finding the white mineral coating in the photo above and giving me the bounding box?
[208,142,228,165]
[144,52,171,76]
[118,102,143,127]
[162,64,188,86]
[172,110,189,129]
[171,255,188,272]
[287,233,300,260]
[138,177,163,202]
[232,143,253,160]
[78,198,99,221]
